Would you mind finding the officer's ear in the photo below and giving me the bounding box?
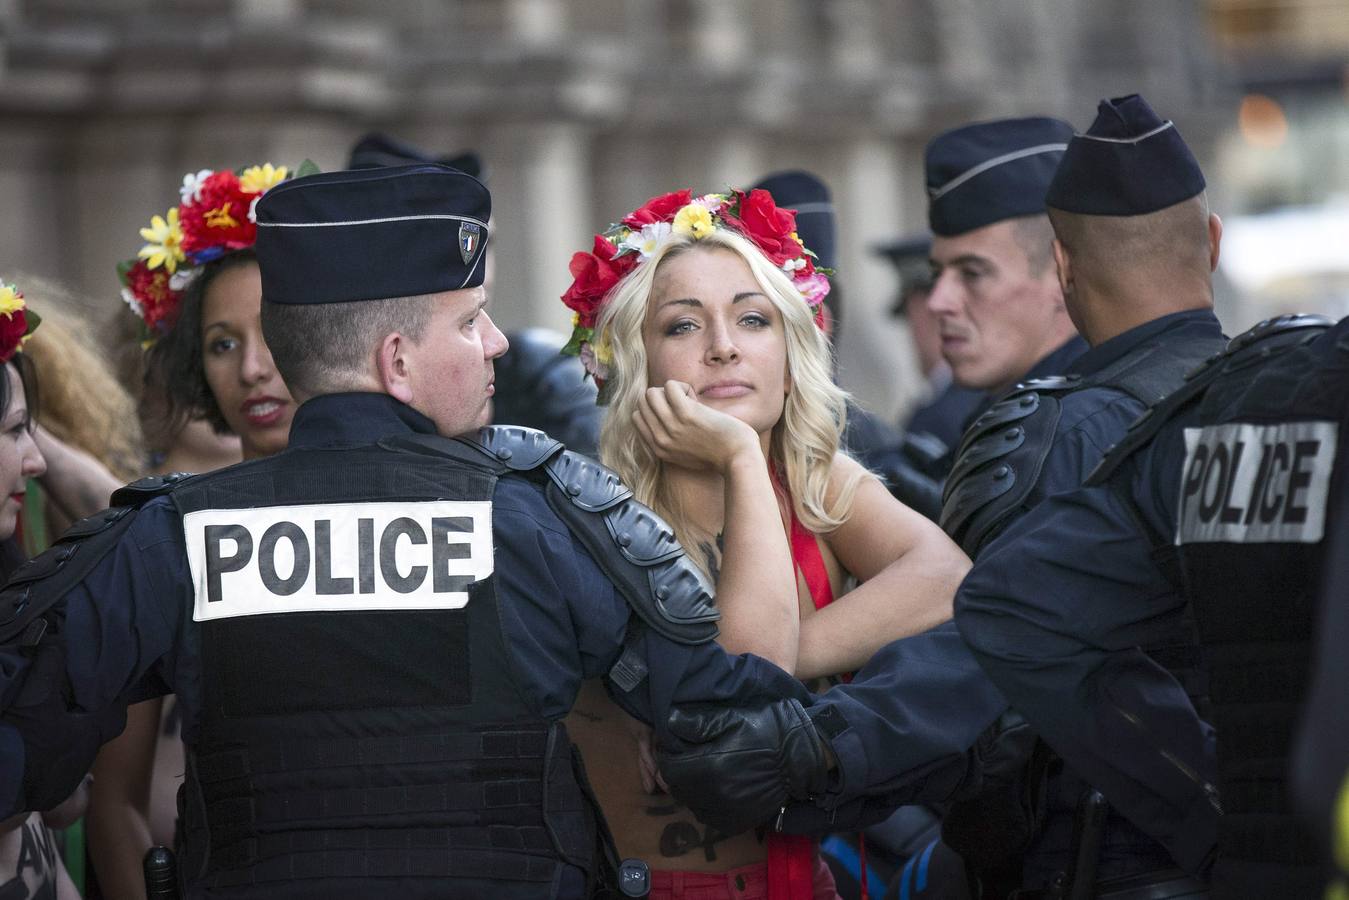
[1051,237,1073,298]
[376,332,414,404]
[1207,213,1223,273]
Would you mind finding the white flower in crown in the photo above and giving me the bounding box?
[120,287,145,319]
[782,257,808,273]
[169,268,197,292]
[695,193,724,213]
[179,169,214,206]
[617,221,672,259]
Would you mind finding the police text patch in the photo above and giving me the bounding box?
[1177,421,1337,545]
[185,500,494,621]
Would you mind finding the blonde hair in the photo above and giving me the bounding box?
[596,228,868,569]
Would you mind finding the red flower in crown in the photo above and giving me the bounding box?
[0,310,27,363]
[721,188,812,272]
[178,170,258,259]
[561,234,639,328]
[122,260,180,334]
[622,189,693,229]
[0,282,38,363]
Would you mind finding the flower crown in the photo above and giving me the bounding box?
[118,161,318,345]
[0,281,40,363]
[559,188,833,388]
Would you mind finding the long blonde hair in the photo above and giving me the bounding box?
[596,228,868,569]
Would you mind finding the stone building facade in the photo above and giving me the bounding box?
[0,0,1228,418]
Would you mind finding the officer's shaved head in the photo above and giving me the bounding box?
[1049,194,1214,288]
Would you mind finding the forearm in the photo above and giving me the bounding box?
[712,454,798,671]
[85,699,159,899]
[796,535,964,680]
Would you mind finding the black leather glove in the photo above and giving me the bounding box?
[656,698,831,837]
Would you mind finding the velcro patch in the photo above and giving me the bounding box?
[185,500,493,621]
[1177,421,1337,545]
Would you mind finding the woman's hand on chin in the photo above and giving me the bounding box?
[634,380,761,475]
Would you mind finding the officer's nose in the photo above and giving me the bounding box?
[925,270,961,317]
[481,311,509,361]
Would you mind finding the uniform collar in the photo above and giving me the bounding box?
[1023,334,1089,382]
[1068,309,1222,378]
[288,392,439,449]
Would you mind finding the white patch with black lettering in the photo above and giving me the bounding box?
[185,500,494,621]
[1177,421,1337,545]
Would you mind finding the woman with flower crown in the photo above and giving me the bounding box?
[0,281,92,899]
[86,162,302,899]
[560,190,971,900]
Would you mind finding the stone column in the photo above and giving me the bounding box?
[485,122,593,335]
[835,134,922,421]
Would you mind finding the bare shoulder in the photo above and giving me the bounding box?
[823,451,879,509]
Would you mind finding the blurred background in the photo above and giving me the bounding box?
[0,0,1345,422]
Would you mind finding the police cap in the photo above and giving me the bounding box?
[346,131,486,182]
[254,163,490,305]
[751,170,837,271]
[871,234,933,316]
[1046,94,1205,216]
[926,116,1074,236]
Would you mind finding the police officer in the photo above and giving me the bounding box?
[925,116,1087,408]
[1292,398,1349,894]
[949,95,1233,895]
[0,165,831,899]
[1074,309,1345,899]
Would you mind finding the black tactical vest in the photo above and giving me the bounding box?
[169,438,602,899]
[1174,317,1343,896]
[1090,314,1342,897]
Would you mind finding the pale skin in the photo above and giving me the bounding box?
[566,246,968,871]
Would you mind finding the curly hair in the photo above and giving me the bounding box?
[15,276,142,480]
[596,228,869,569]
[141,250,257,442]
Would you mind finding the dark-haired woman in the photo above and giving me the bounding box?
[87,165,296,898]
[0,281,84,900]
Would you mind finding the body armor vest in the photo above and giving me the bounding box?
[941,327,1226,887]
[170,439,601,899]
[1172,317,1344,897]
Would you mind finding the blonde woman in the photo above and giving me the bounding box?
[560,189,970,900]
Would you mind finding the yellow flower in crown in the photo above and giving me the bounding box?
[592,329,614,366]
[138,207,187,273]
[672,203,715,239]
[239,163,290,194]
[0,283,23,317]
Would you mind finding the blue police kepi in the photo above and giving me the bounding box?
[944,95,1230,894]
[0,164,829,900]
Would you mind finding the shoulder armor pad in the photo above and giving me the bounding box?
[0,502,147,646]
[602,498,684,565]
[941,389,1063,557]
[544,450,633,513]
[457,424,564,471]
[544,485,718,646]
[108,471,192,508]
[1087,314,1332,487]
[1226,313,1331,356]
